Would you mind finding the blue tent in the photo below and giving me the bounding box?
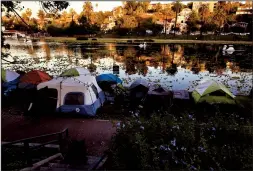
[96,74,122,84]
[2,76,20,96]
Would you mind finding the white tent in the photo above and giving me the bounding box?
[37,75,105,116]
[2,69,20,82]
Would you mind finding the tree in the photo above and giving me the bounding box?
[212,7,226,34]
[172,1,183,37]
[198,4,211,35]
[121,15,138,29]
[154,3,162,12]
[123,1,138,15]
[78,15,88,26]
[140,1,150,12]
[37,9,46,30]
[160,8,175,35]
[69,8,77,22]
[134,5,144,15]
[82,1,93,23]
[58,11,69,27]
[21,8,32,23]
[186,11,200,33]
[93,11,106,26]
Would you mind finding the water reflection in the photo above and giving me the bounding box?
[2,39,252,95]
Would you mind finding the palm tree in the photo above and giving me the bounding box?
[172,0,183,37]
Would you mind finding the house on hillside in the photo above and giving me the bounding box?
[236,7,253,15]
[148,3,169,11]
[192,1,218,13]
[170,8,192,33]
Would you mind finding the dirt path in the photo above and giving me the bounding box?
[2,114,117,156]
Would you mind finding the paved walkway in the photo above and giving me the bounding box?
[2,114,117,156]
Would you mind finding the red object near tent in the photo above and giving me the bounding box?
[20,70,52,85]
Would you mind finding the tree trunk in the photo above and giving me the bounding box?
[174,6,178,38]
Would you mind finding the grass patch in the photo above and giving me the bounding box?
[34,36,252,45]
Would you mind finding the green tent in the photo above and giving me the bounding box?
[192,79,236,105]
[60,67,91,77]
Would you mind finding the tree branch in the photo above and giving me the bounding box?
[11,6,31,30]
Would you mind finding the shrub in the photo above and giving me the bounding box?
[107,109,253,170]
[76,37,88,40]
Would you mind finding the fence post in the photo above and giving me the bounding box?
[24,141,31,166]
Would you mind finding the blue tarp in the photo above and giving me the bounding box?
[96,74,122,84]
[2,76,20,96]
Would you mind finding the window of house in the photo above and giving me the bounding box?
[64,92,84,105]
[91,85,99,99]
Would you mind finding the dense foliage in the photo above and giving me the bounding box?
[1,1,252,37]
[107,106,253,170]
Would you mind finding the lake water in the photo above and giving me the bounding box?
[2,38,252,96]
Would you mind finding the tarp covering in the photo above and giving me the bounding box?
[20,70,52,85]
[192,79,236,104]
[61,67,91,77]
[1,69,20,82]
[96,74,122,84]
[129,78,149,90]
[37,75,105,116]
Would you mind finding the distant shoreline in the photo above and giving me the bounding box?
[34,37,253,45]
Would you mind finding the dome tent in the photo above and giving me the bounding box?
[1,69,20,96]
[1,69,20,82]
[129,78,150,108]
[96,74,122,84]
[19,70,52,89]
[192,79,236,105]
[37,75,105,116]
[144,84,173,114]
[60,67,91,77]
[96,74,123,102]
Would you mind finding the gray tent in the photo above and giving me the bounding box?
[129,79,150,107]
[129,78,149,90]
[148,84,171,96]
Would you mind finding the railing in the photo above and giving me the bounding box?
[2,128,69,166]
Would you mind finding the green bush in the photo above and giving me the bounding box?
[107,109,253,170]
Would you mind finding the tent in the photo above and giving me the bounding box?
[192,79,236,104]
[61,67,91,77]
[37,75,105,116]
[19,70,52,89]
[96,74,122,84]
[96,74,123,102]
[2,69,19,82]
[145,84,173,113]
[129,78,149,90]
[2,69,20,96]
[148,84,171,96]
[129,79,150,107]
